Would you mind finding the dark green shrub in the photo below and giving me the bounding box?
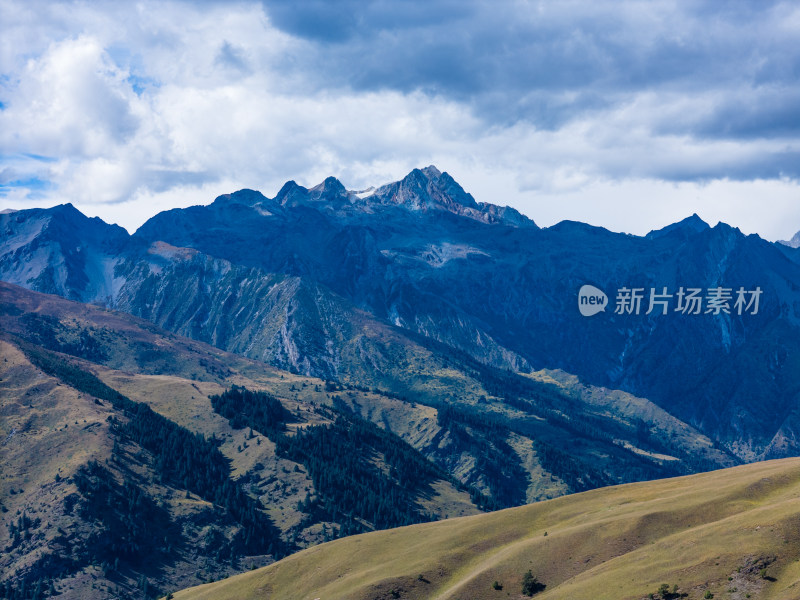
[521,570,545,596]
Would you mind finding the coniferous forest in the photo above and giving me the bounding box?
[210,387,455,535]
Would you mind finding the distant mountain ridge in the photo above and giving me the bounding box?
[3,166,800,465]
[778,229,800,248]
[166,166,533,230]
[251,165,535,226]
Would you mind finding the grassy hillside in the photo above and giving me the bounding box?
[173,457,800,600]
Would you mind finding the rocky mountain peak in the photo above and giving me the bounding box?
[371,165,478,212]
[646,213,711,240]
[265,166,534,227]
[419,164,441,177]
[310,176,348,201]
[778,230,800,249]
[211,189,269,207]
[3,202,129,244]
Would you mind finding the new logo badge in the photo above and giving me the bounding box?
[578,285,608,317]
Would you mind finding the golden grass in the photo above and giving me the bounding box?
[173,458,800,600]
[0,339,116,500]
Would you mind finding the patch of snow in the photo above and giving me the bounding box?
[419,243,489,267]
[354,187,376,199]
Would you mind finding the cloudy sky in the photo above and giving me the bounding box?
[1,1,799,239]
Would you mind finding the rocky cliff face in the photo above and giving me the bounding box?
[0,204,130,303]
[3,166,800,461]
[778,229,800,248]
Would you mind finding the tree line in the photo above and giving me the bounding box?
[210,387,449,535]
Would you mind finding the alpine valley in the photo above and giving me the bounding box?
[2,166,800,599]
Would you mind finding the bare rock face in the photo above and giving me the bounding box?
[0,203,130,303]
[778,229,800,248]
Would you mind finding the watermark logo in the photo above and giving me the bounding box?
[578,284,608,317]
[578,284,762,317]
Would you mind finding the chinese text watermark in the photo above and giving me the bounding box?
[579,285,762,317]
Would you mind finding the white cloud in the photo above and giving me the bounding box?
[0,36,138,157]
[497,177,800,241]
[0,0,798,240]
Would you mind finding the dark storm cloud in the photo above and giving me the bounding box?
[261,0,800,140]
[640,149,800,183]
[691,89,800,140]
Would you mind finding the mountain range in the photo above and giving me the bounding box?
[4,166,800,459]
[2,165,800,598]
